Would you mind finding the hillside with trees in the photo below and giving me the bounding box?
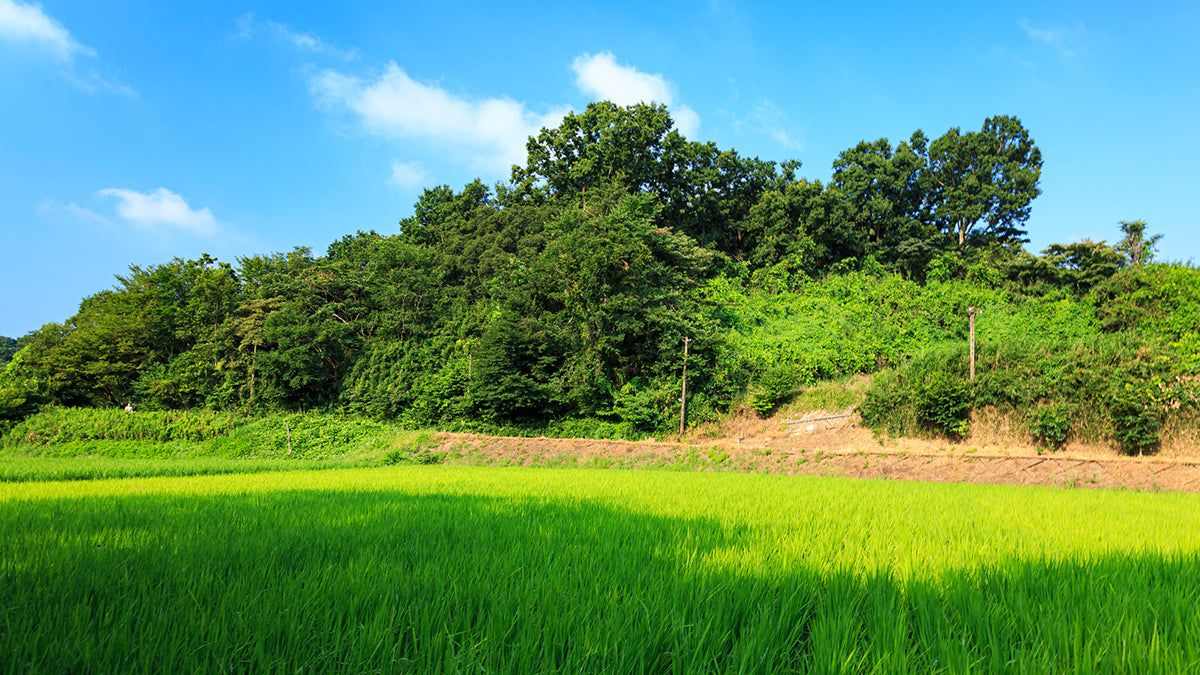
[2,103,1197,453]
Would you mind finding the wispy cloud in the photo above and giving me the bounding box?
[0,0,135,95]
[390,161,427,190]
[96,188,218,237]
[310,62,570,174]
[234,13,357,61]
[1019,20,1084,59]
[571,51,699,137]
[0,0,92,61]
[40,199,111,226]
[729,99,803,151]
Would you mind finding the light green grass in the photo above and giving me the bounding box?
[2,466,1198,673]
[0,455,378,482]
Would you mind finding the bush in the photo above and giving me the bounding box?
[914,375,971,439]
[1109,389,1161,455]
[748,364,799,417]
[1026,403,1074,452]
[858,371,914,435]
[612,379,674,433]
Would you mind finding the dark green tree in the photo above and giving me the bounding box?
[509,101,784,261]
[924,115,1042,248]
[830,132,936,275]
[0,337,17,367]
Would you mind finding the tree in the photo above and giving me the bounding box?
[0,337,17,367]
[830,132,936,275]
[509,102,685,203]
[223,297,282,414]
[1040,240,1125,292]
[924,115,1042,247]
[509,101,784,261]
[1115,220,1161,267]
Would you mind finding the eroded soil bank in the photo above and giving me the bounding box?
[429,416,1200,493]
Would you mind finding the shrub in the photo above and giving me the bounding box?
[1109,389,1161,455]
[1026,403,1074,452]
[914,375,971,439]
[612,379,673,433]
[748,364,799,417]
[858,371,914,435]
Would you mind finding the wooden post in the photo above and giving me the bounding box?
[679,337,690,436]
[285,420,293,454]
[968,306,976,381]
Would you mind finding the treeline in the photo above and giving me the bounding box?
[1,103,1196,449]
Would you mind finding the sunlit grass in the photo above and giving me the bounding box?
[2,466,1198,672]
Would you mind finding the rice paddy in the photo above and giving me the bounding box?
[2,465,1198,673]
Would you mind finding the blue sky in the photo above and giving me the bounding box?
[2,0,1197,338]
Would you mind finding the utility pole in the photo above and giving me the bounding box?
[968,306,977,381]
[679,337,690,436]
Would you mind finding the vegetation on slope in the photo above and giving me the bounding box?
[0,104,1195,452]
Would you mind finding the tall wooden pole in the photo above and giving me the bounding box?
[968,306,976,381]
[679,337,690,436]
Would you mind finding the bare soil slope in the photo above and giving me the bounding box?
[430,411,1200,493]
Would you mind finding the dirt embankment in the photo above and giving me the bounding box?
[429,412,1200,493]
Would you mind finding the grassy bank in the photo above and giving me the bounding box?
[0,408,439,481]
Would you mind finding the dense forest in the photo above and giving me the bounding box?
[2,103,1197,451]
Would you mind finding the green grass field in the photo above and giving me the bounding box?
[2,465,1198,673]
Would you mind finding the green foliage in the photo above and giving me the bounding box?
[1108,387,1162,455]
[858,370,915,435]
[0,456,370,482]
[611,378,674,434]
[1093,263,1200,341]
[1026,403,1075,452]
[1115,219,1162,267]
[203,414,396,460]
[3,407,244,447]
[925,115,1043,247]
[3,106,1195,450]
[748,363,799,417]
[914,374,971,438]
[1,408,407,462]
[794,376,870,412]
[0,336,17,366]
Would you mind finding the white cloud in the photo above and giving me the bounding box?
[0,0,93,61]
[234,13,357,61]
[390,161,427,190]
[39,199,111,226]
[233,13,254,40]
[571,51,700,138]
[64,202,111,225]
[0,1,136,96]
[310,62,569,174]
[672,105,701,139]
[97,188,218,237]
[572,51,674,106]
[1019,20,1083,59]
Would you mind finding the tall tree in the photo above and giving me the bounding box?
[924,115,1042,247]
[509,101,783,261]
[830,132,936,275]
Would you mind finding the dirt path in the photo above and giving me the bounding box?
[429,416,1200,493]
